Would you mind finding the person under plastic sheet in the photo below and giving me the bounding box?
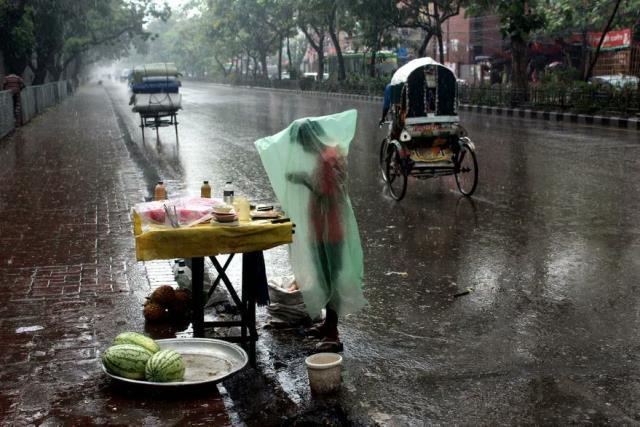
[255,110,366,353]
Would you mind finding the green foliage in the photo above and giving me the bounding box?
[540,0,640,37]
[0,1,35,73]
[349,0,399,73]
[5,0,169,81]
[467,0,545,43]
[538,67,581,85]
[303,74,390,95]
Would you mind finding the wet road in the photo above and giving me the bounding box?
[108,81,640,424]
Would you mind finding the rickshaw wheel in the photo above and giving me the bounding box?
[386,145,407,201]
[379,137,391,182]
[454,142,478,196]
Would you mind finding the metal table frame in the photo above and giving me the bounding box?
[190,252,260,366]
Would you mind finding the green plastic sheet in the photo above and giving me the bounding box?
[255,109,366,318]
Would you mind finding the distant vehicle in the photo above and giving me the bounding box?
[268,72,291,80]
[589,74,639,89]
[303,72,329,81]
[120,69,131,82]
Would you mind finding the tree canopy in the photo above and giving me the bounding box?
[9,0,638,86]
[1,0,169,83]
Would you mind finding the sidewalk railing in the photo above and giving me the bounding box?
[20,86,37,124]
[20,80,72,126]
[457,85,640,116]
[0,91,13,139]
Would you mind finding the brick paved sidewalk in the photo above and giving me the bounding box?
[0,86,232,425]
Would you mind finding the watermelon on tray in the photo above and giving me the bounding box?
[145,349,186,382]
[102,344,153,380]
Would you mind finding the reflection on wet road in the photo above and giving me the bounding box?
[109,81,640,424]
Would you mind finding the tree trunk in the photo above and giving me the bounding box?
[50,66,62,82]
[286,36,294,78]
[33,64,48,85]
[278,35,283,80]
[370,34,383,77]
[300,28,325,81]
[214,57,229,76]
[32,48,55,85]
[580,29,589,80]
[418,32,433,57]
[437,32,445,63]
[585,0,623,81]
[511,37,529,103]
[369,50,377,77]
[328,27,345,80]
[260,50,268,78]
[434,3,445,63]
[317,49,325,81]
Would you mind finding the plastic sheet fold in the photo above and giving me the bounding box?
[255,109,366,318]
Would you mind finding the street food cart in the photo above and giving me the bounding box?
[132,201,293,365]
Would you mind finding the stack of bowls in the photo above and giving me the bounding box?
[213,205,237,223]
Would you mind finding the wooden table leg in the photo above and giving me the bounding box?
[191,257,205,337]
[242,251,263,367]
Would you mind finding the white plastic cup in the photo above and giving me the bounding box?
[305,353,342,394]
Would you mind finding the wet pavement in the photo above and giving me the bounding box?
[1,81,640,425]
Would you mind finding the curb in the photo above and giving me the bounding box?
[458,104,640,130]
[204,82,638,130]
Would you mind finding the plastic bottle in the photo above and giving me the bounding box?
[176,261,192,289]
[223,181,234,204]
[201,181,211,198]
[171,259,182,276]
[154,181,167,201]
[175,260,192,280]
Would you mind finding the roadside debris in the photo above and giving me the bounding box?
[453,287,474,298]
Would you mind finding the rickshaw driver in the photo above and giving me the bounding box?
[378,83,392,126]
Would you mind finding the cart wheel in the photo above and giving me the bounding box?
[379,137,391,182]
[454,142,478,196]
[386,145,407,201]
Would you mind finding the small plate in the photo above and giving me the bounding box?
[250,210,282,219]
[214,216,238,224]
[102,338,248,387]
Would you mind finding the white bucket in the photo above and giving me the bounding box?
[305,352,343,394]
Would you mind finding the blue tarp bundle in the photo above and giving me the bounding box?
[131,81,180,94]
[142,76,180,84]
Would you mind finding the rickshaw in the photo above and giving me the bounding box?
[129,63,182,141]
[379,58,478,200]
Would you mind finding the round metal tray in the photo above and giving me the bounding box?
[102,338,248,387]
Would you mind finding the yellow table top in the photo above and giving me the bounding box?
[133,213,293,261]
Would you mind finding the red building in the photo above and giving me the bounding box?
[434,10,503,82]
